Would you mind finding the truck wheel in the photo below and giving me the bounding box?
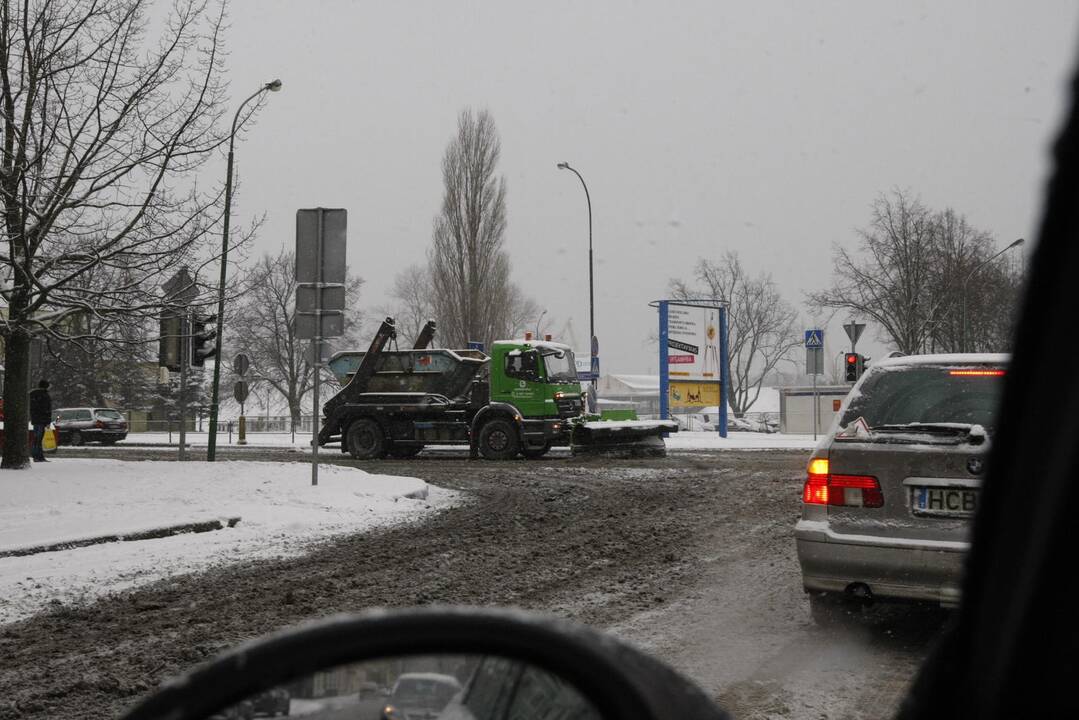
[521,442,552,459]
[70,430,84,447]
[478,419,520,460]
[346,419,386,459]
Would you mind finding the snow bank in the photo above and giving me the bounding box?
[0,459,456,624]
[665,431,818,451]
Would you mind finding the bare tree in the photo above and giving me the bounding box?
[0,0,233,467]
[428,109,535,349]
[962,252,1024,353]
[809,191,1023,354]
[381,263,435,345]
[808,191,938,355]
[35,275,157,409]
[669,252,801,417]
[502,284,542,340]
[229,248,363,430]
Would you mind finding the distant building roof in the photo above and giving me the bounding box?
[599,374,659,395]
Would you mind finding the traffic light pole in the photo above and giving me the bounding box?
[178,313,189,462]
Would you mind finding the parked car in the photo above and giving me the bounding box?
[250,687,289,716]
[795,353,1008,623]
[380,672,461,720]
[439,655,600,720]
[54,407,128,446]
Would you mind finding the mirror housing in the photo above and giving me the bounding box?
[121,607,728,720]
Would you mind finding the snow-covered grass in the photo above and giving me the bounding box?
[0,459,457,625]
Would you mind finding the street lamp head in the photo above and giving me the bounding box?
[1008,237,1025,249]
[265,79,283,92]
[556,162,569,170]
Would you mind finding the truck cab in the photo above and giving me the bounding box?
[465,340,586,460]
[488,340,584,420]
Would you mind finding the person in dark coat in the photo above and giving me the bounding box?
[29,379,52,462]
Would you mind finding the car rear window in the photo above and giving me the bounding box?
[95,409,123,420]
[841,365,1005,432]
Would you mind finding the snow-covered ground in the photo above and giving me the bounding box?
[0,459,457,625]
[119,430,818,452]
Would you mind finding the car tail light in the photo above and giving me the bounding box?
[803,458,830,504]
[802,457,883,508]
[949,369,1005,377]
[829,474,884,508]
[94,420,105,429]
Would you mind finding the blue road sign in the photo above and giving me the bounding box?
[590,356,600,379]
[804,329,824,348]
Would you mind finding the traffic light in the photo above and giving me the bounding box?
[159,313,183,372]
[191,315,218,367]
[844,353,863,382]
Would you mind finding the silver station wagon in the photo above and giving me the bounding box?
[795,353,1007,623]
[54,407,129,446]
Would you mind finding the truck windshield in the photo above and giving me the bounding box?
[542,350,577,383]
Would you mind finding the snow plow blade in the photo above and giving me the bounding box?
[571,420,679,457]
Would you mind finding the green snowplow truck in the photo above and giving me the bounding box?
[317,317,676,459]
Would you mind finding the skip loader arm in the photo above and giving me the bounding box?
[319,317,397,442]
[412,320,437,350]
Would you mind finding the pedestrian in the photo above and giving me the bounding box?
[29,379,52,462]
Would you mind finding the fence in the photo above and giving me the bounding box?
[127,414,315,433]
[124,413,319,445]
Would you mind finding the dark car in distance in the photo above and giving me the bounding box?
[250,687,290,717]
[54,407,128,446]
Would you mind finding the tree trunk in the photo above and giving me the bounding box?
[289,402,301,433]
[2,329,33,469]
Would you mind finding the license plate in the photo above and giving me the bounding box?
[913,487,977,517]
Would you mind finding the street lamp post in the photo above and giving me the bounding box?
[535,308,547,338]
[556,162,595,396]
[961,237,1024,353]
[207,79,282,461]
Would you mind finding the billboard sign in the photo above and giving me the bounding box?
[667,304,723,382]
[654,300,729,437]
[669,380,721,409]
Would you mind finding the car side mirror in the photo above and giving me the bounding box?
[119,607,729,720]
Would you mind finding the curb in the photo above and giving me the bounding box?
[0,517,242,559]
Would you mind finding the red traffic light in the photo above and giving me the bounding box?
[846,354,857,364]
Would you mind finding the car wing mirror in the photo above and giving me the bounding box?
[119,607,729,720]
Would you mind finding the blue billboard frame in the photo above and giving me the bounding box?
[653,299,729,437]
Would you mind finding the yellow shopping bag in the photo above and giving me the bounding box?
[43,426,57,452]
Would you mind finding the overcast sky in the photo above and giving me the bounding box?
[221,1,1079,374]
